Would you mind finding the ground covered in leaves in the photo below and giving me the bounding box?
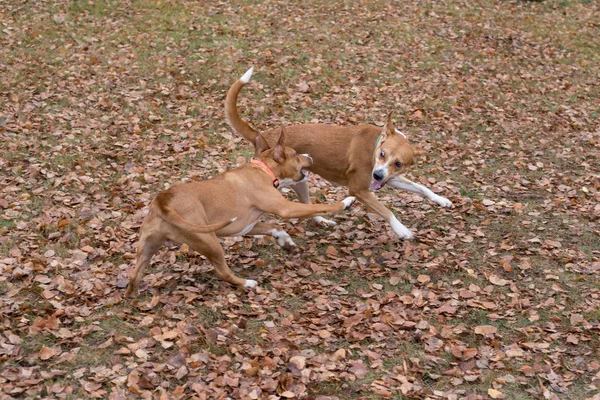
[1,0,599,399]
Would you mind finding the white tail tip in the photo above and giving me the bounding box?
[240,67,253,84]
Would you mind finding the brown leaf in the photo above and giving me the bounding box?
[288,355,306,372]
[318,329,331,339]
[437,303,458,315]
[81,380,102,393]
[343,314,363,328]
[332,348,346,361]
[166,353,186,368]
[488,275,509,286]
[349,360,368,379]
[474,325,498,338]
[297,81,310,93]
[242,360,260,377]
[488,388,506,399]
[39,346,60,360]
[277,373,293,395]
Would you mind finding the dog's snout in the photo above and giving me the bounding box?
[373,170,384,181]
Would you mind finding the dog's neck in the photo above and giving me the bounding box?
[250,158,280,188]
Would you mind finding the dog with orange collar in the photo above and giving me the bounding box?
[125,129,355,296]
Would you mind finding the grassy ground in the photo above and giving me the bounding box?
[1,0,599,399]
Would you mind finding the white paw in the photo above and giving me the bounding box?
[268,229,297,248]
[390,217,414,240]
[434,196,453,208]
[244,279,258,288]
[396,227,414,240]
[342,196,356,210]
[279,236,297,249]
[314,216,337,226]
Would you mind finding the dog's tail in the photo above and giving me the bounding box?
[225,67,259,146]
[156,196,236,233]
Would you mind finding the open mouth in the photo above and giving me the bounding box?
[370,179,386,191]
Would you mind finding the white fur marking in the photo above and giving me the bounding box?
[373,158,392,181]
[244,279,258,288]
[342,196,356,209]
[390,215,413,239]
[240,67,253,84]
[234,220,259,236]
[313,216,336,226]
[389,178,453,208]
[278,177,297,188]
[268,229,297,248]
[394,128,407,139]
[432,195,453,208]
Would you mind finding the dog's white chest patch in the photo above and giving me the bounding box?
[233,220,259,236]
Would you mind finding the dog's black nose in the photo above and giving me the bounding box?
[373,171,384,181]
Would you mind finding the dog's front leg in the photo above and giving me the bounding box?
[260,196,355,220]
[390,176,452,208]
[291,181,337,226]
[354,190,413,239]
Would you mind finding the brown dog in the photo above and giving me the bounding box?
[125,130,356,297]
[226,68,452,239]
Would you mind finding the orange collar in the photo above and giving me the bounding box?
[250,158,279,188]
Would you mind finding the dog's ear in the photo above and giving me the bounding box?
[381,112,394,140]
[413,146,428,157]
[273,128,286,163]
[255,133,270,156]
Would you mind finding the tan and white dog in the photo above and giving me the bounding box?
[225,67,452,239]
[125,130,355,297]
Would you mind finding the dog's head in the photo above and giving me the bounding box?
[370,113,427,191]
[255,128,313,187]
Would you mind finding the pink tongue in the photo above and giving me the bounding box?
[370,180,384,191]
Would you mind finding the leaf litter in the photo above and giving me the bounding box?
[1,0,599,399]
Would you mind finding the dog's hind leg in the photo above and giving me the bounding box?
[291,181,336,226]
[126,230,165,298]
[352,189,414,240]
[246,221,299,253]
[187,234,257,289]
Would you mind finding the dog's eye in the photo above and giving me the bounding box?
[294,152,298,156]
[380,151,385,158]
[395,161,403,168]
